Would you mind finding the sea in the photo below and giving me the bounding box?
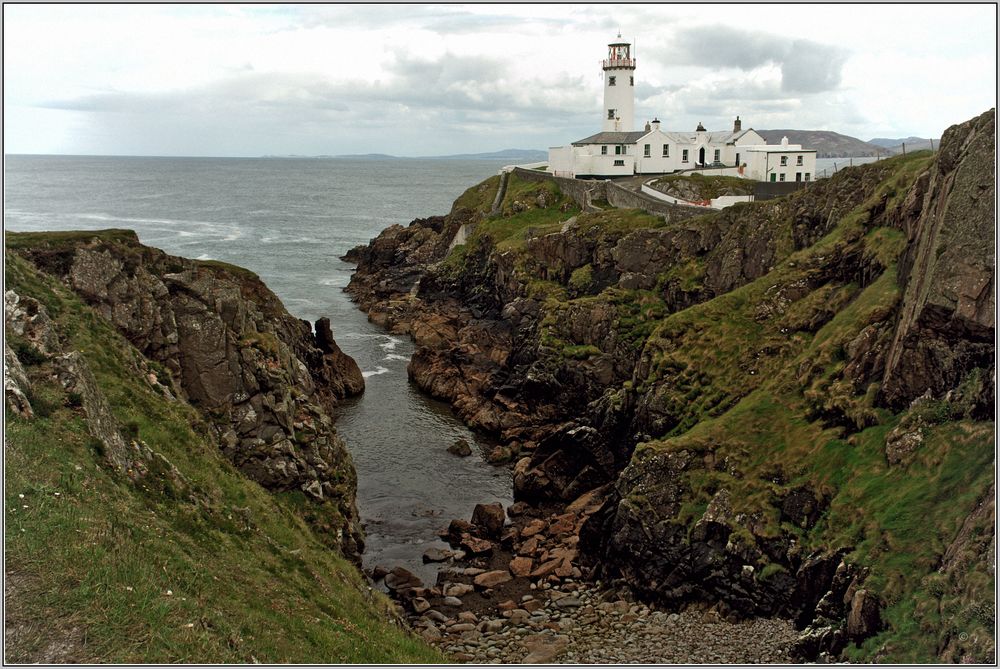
[3,154,515,584]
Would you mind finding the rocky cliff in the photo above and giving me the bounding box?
[8,230,366,559]
[346,109,995,662]
[4,235,445,663]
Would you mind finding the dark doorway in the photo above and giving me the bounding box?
[698,147,705,166]
[735,152,740,167]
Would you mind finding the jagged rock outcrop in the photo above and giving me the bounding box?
[346,110,995,663]
[880,108,995,411]
[10,232,366,560]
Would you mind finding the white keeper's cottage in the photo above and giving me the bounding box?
[548,36,818,183]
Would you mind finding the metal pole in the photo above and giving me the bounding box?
[902,142,906,156]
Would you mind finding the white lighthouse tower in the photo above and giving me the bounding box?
[601,35,636,132]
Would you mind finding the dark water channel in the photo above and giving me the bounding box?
[4,154,515,584]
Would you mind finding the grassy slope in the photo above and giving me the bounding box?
[437,153,993,660]
[5,254,442,664]
[624,153,994,661]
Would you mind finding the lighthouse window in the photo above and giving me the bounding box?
[643,144,650,157]
[630,76,634,86]
[601,145,608,155]
[608,76,616,86]
[608,109,616,120]
[663,144,669,157]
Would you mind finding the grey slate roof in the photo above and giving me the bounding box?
[573,128,762,146]
[572,131,647,146]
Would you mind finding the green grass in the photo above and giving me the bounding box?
[5,229,140,251]
[650,173,753,200]
[607,150,993,661]
[449,174,502,217]
[4,255,442,664]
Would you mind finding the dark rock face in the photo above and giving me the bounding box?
[880,109,995,411]
[14,234,366,561]
[346,111,994,661]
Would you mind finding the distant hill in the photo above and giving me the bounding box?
[868,137,939,154]
[332,149,547,161]
[757,130,887,158]
[330,153,398,160]
[421,148,547,161]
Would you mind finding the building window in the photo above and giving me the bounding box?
[713,149,720,162]
[601,145,608,155]
[643,144,650,157]
[630,76,634,86]
[662,144,669,157]
[608,109,616,120]
[608,76,616,86]
[615,145,622,155]
[682,149,689,162]
[779,173,786,182]
[613,159,625,167]
[805,172,811,182]
[780,156,788,166]
[796,155,803,166]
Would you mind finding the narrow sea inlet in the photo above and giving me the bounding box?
[4,154,514,582]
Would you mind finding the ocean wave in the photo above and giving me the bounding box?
[379,336,401,352]
[362,366,390,378]
[384,353,410,362]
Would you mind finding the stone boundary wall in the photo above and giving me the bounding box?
[605,181,704,222]
[511,167,604,210]
[511,168,703,221]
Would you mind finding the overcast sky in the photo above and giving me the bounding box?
[4,3,996,157]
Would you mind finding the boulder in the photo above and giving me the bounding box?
[448,438,473,457]
[422,547,455,563]
[471,502,505,539]
[444,583,474,597]
[845,589,882,640]
[384,566,422,591]
[474,570,512,589]
[521,518,547,538]
[460,535,495,556]
[509,556,534,577]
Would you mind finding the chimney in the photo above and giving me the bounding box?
[733,116,741,133]
[645,121,651,132]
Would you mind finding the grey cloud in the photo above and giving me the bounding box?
[780,40,847,93]
[652,24,848,93]
[35,51,601,155]
[671,25,776,70]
